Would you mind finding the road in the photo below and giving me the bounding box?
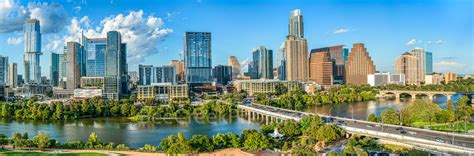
[240,102,474,150]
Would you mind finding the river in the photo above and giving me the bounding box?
[0,95,461,149]
[0,117,260,148]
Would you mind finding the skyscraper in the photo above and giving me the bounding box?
[8,63,17,88]
[138,65,176,85]
[156,66,176,84]
[104,31,126,99]
[170,60,185,83]
[309,48,333,85]
[66,42,83,90]
[344,43,376,85]
[277,43,286,80]
[252,46,273,79]
[50,52,59,87]
[395,52,419,85]
[0,55,7,85]
[228,56,240,79]
[24,19,42,84]
[138,65,154,86]
[425,51,433,74]
[327,45,349,84]
[58,52,66,88]
[212,65,232,86]
[85,38,107,77]
[411,48,426,80]
[184,32,212,87]
[285,9,308,81]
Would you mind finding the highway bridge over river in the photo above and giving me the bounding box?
[237,103,474,155]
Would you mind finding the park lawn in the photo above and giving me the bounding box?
[0,151,110,156]
[410,121,474,132]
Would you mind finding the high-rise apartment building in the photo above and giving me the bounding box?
[104,31,128,99]
[395,52,419,85]
[138,65,176,85]
[212,65,232,86]
[228,56,240,79]
[50,52,59,87]
[411,48,426,80]
[0,56,7,85]
[66,42,83,90]
[251,46,273,79]
[327,45,349,84]
[344,43,376,85]
[58,52,66,88]
[184,32,212,86]
[24,19,42,84]
[170,60,185,83]
[84,38,107,77]
[8,63,17,88]
[309,48,333,85]
[285,9,308,81]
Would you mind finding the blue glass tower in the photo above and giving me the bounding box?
[184,32,212,86]
[85,38,106,77]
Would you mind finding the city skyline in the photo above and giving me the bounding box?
[0,0,473,77]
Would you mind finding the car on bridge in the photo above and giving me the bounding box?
[435,137,445,143]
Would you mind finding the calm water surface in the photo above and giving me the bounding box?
[0,117,260,148]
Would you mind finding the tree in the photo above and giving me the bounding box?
[32,131,52,149]
[278,120,301,137]
[456,96,473,132]
[316,125,345,143]
[166,132,193,154]
[189,135,214,152]
[381,108,400,125]
[299,115,323,131]
[242,131,270,151]
[159,135,177,151]
[367,113,379,122]
[275,84,288,95]
[86,132,100,148]
[212,133,227,149]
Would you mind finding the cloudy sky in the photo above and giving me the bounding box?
[0,0,473,77]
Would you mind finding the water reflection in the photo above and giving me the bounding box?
[0,117,260,148]
[304,95,461,120]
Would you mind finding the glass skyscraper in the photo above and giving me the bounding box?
[184,32,212,86]
[85,38,106,77]
[50,52,59,87]
[252,46,273,79]
[23,19,42,84]
[0,55,8,85]
[425,51,433,74]
[104,31,128,99]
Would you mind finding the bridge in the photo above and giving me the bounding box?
[378,90,474,101]
[237,102,474,154]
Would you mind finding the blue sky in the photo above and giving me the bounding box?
[0,0,473,77]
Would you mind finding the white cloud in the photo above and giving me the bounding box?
[436,40,443,45]
[0,0,67,33]
[406,39,418,46]
[434,61,472,73]
[333,28,350,34]
[7,36,23,45]
[47,10,173,64]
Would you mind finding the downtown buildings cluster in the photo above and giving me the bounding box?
[0,9,470,101]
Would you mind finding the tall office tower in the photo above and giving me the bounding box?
[212,65,232,86]
[156,66,176,84]
[184,32,212,87]
[227,56,240,79]
[285,9,308,81]
[425,51,433,74]
[309,48,333,85]
[410,48,426,80]
[24,19,42,84]
[344,43,376,85]
[0,55,7,85]
[8,63,17,88]
[170,60,185,83]
[58,52,66,88]
[252,46,273,79]
[104,31,126,99]
[327,45,349,84]
[65,42,83,90]
[395,52,419,85]
[138,65,154,85]
[277,43,286,80]
[50,52,59,87]
[119,43,129,96]
[85,38,107,77]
